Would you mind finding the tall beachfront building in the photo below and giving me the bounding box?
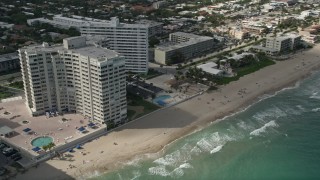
[19,37,127,124]
[28,15,149,73]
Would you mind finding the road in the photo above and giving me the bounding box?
[0,72,22,85]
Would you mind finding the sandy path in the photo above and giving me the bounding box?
[14,45,320,180]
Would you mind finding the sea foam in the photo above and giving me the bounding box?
[210,145,223,154]
[253,107,286,123]
[148,165,170,176]
[250,120,278,136]
[310,92,320,100]
[312,108,320,112]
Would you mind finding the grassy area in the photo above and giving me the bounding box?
[127,110,136,121]
[140,69,163,80]
[8,81,24,89]
[0,91,13,100]
[215,58,275,85]
[127,92,160,118]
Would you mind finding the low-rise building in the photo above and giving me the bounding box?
[252,33,301,55]
[197,62,224,76]
[154,32,215,65]
[243,26,267,35]
[266,34,301,52]
[0,52,20,73]
[298,25,320,44]
[229,28,250,40]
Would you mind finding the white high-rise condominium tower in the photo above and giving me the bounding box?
[28,15,149,73]
[19,36,127,124]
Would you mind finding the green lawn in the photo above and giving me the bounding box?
[0,91,13,100]
[127,110,136,121]
[215,58,275,85]
[127,93,160,118]
[8,81,24,89]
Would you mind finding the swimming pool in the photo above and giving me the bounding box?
[153,95,171,106]
[31,136,53,147]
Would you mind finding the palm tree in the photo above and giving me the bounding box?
[47,142,56,151]
[42,145,48,152]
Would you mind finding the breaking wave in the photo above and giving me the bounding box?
[250,120,278,136]
[311,108,320,112]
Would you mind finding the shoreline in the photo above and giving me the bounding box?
[14,45,320,180]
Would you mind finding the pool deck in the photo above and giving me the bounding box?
[0,99,104,157]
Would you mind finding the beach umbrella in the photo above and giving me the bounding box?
[23,128,31,132]
[68,149,74,153]
[78,126,85,132]
[88,122,95,127]
[32,147,41,152]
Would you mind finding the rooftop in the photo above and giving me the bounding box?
[136,19,163,27]
[267,33,301,41]
[197,62,223,75]
[72,45,119,61]
[170,32,203,39]
[51,14,149,29]
[21,40,120,62]
[157,32,213,51]
[0,52,19,63]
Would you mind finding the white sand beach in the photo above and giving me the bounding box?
[14,45,320,180]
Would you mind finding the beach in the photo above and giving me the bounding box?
[14,45,320,180]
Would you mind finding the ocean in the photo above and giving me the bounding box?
[93,71,320,180]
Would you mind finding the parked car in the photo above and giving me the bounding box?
[10,153,21,159]
[13,156,22,161]
[0,143,7,150]
[2,147,13,154]
[3,148,17,157]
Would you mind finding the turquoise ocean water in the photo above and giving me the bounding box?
[94,71,320,180]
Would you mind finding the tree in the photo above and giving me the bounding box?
[107,121,115,130]
[10,13,28,24]
[48,142,55,150]
[149,37,160,48]
[34,8,43,18]
[7,76,15,84]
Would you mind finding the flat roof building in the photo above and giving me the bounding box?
[266,33,301,53]
[154,32,215,65]
[19,36,127,124]
[252,33,301,55]
[27,15,149,73]
[197,62,224,76]
[0,52,20,73]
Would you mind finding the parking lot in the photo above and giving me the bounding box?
[0,141,23,169]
